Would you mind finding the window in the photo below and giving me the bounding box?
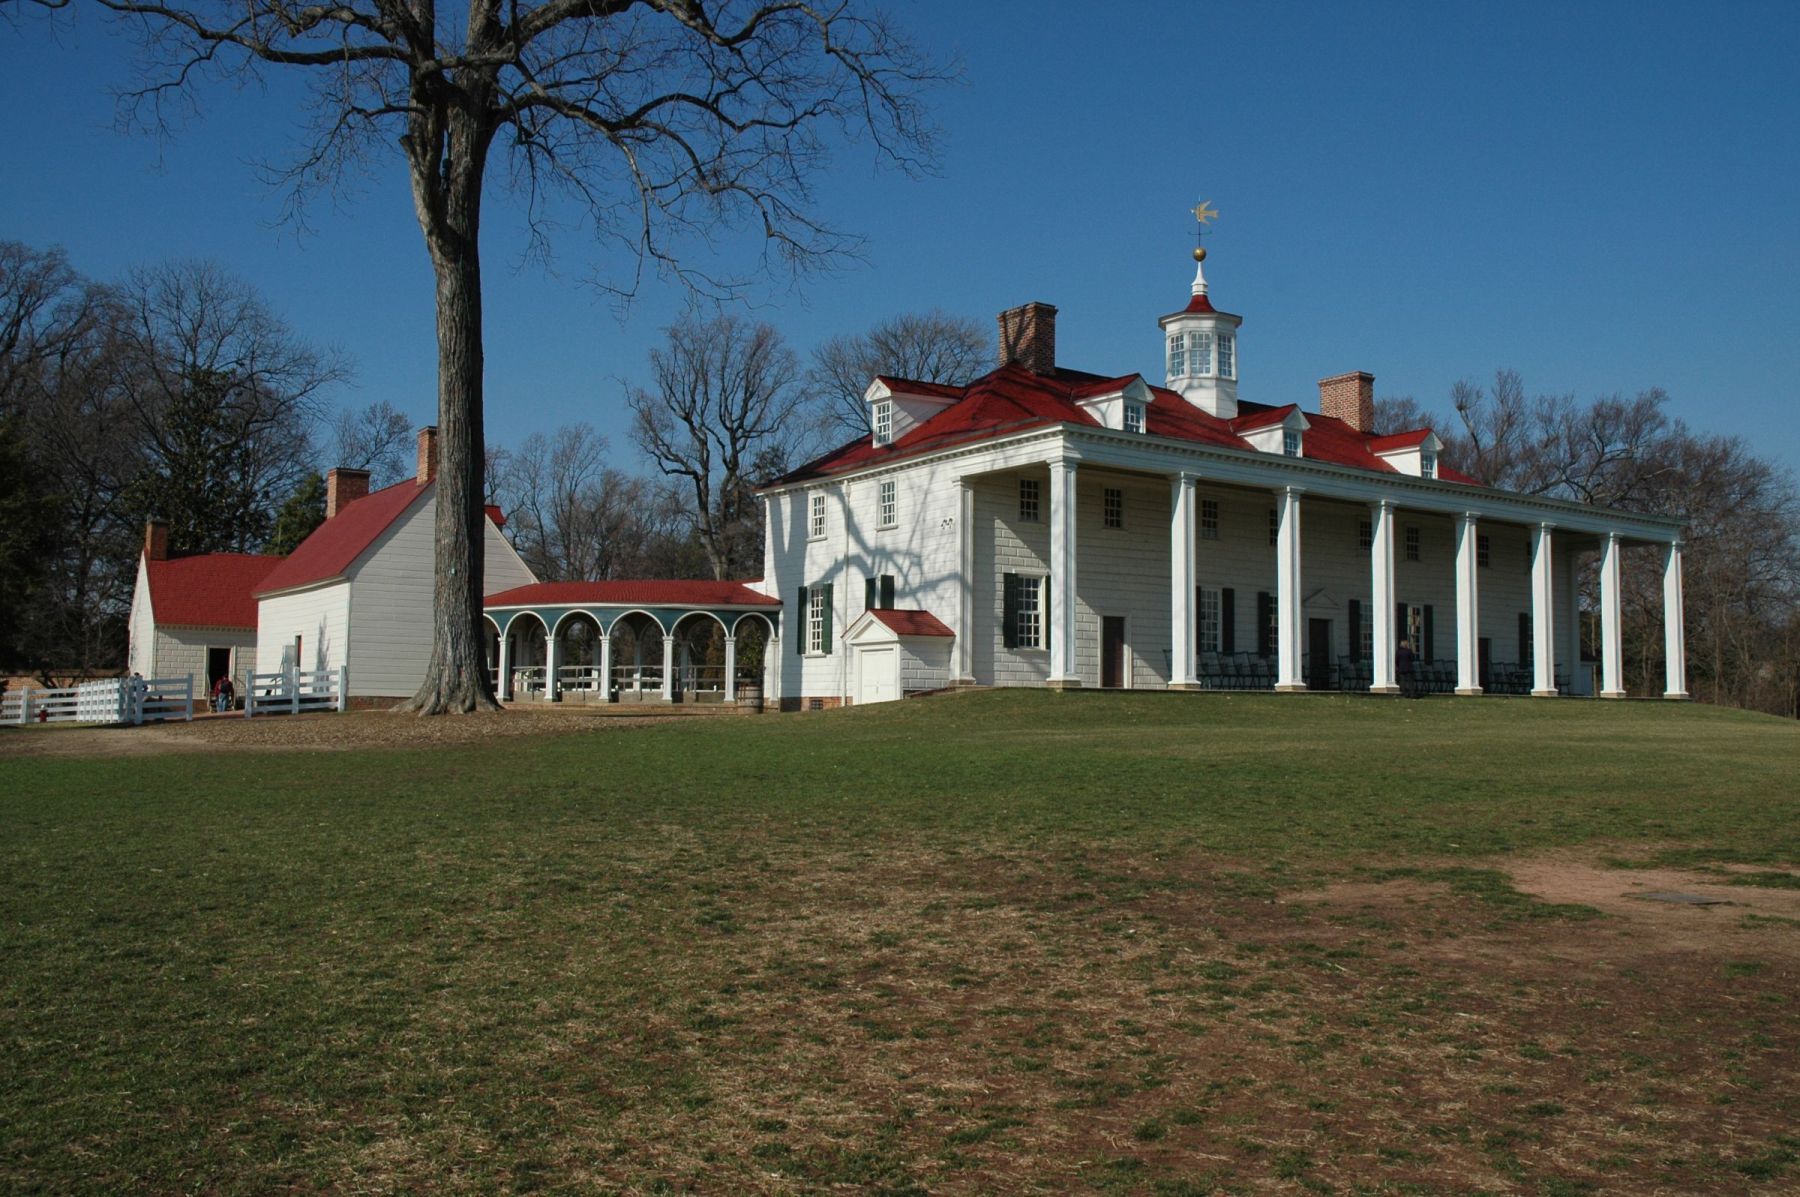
[1282,429,1301,457]
[1360,602,1374,662]
[1103,487,1123,529]
[808,492,826,539]
[1358,519,1373,551]
[1166,333,1186,378]
[1191,332,1213,375]
[1477,534,1490,568]
[1405,525,1421,562]
[1268,507,1279,547]
[1019,478,1040,522]
[1198,586,1221,653]
[1003,573,1044,650]
[1421,449,1436,479]
[1218,333,1235,380]
[872,400,893,446]
[878,479,897,528]
[806,584,829,653]
[1200,498,1220,540]
[1124,401,1145,434]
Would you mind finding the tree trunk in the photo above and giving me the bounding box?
[402,103,499,715]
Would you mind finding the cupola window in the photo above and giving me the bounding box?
[1192,332,1213,376]
[1218,333,1235,380]
[1166,334,1186,378]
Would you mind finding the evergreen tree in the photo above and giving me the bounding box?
[266,471,326,556]
[0,415,60,669]
[131,368,271,555]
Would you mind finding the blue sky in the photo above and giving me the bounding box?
[4,1,1797,474]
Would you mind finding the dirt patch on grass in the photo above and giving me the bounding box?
[0,706,689,758]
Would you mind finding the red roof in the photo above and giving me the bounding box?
[875,376,963,400]
[868,609,954,637]
[255,479,429,596]
[486,504,506,528]
[1182,293,1217,314]
[1367,430,1432,452]
[772,346,1481,491]
[485,580,781,608]
[146,553,281,630]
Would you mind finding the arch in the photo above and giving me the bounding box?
[552,610,606,699]
[492,607,545,638]
[551,607,603,639]
[481,613,503,636]
[608,607,668,637]
[731,611,776,639]
[669,609,729,638]
[606,609,667,703]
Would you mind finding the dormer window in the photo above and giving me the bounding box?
[872,399,893,446]
[1421,449,1436,479]
[1282,429,1301,457]
[1218,334,1235,380]
[1124,401,1145,434]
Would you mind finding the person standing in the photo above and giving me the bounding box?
[1396,639,1417,698]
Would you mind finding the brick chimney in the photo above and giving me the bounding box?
[997,302,1058,375]
[326,467,371,519]
[416,426,438,483]
[144,519,168,562]
[1319,371,1376,433]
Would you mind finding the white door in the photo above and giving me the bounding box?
[857,646,899,705]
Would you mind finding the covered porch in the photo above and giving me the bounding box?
[483,581,782,707]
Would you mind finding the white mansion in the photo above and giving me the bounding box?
[753,252,1688,707]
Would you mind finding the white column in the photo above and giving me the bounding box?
[1048,458,1081,687]
[1562,543,1588,695]
[1530,523,1558,697]
[723,635,737,704]
[1370,500,1398,694]
[598,631,613,703]
[545,625,561,703]
[660,635,676,701]
[767,634,782,704]
[954,477,976,685]
[497,628,512,701]
[1663,542,1688,699]
[1169,472,1198,689]
[1274,486,1305,691]
[1599,533,1626,698]
[1454,512,1482,696]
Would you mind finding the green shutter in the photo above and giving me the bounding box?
[1423,605,1435,661]
[1042,575,1051,648]
[1397,603,1407,649]
[879,575,895,609]
[821,582,833,650]
[1519,612,1531,664]
[1221,588,1235,654]
[864,576,876,611]
[796,587,808,655]
[1347,599,1362,662]
[1002,573,1019,649]
[1256,592,1271,657]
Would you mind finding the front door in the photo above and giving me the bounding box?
[1101,617,1126,688]
[1308,619,1332,690]
[206,646,231,690]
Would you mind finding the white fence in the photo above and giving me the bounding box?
[244,667,348,717]
[1,675,195,726]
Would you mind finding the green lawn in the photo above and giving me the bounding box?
[3,692,1796,1194]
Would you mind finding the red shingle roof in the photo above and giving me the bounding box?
[255,480,430,596]
[485,580,781,608]
[773,359,1472,489]
[868,609,954,637]
[1367,430,1432,452]
[146,553,281,630]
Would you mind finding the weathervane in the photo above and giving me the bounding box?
[1190,199,1219,262]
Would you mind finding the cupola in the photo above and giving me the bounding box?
[1159,204,1243,419]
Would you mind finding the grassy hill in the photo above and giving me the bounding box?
[3,692,1796,1193]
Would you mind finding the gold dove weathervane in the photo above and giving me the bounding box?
[1191,199,1219,262]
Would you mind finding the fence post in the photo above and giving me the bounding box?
[183,674,194,722]
[18,690,29,726]
[337,665,348,712]
[290,668,300,716]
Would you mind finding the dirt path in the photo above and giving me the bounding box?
[0,706,703,758]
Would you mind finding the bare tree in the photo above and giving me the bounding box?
[331,400,414,488]
[628,313,807,579]
[21,1,942,712]
[810,309,988,437]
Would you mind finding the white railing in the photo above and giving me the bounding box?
[555,664,607,693]
[510,665,547,697]
[611,663,664,696]
[244,666,348,717]
[2,675,194,726]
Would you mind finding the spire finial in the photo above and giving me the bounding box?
[1189,200,1218,296]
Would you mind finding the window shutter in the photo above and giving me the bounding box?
[1423,605,1435,661]
[1195,586,1205,648]
[796,588,808,655]
[865,576,876,611]
[820,582,833,649]
[1519,612,1530,663]
[1256,591,1271,657]
[1002,573,1019,649]
[880,575,895,609]
[1396,603,1407,648]
[1347,599,1362,662]
[1221,589,1235,654]
[1042,575,1051,647]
